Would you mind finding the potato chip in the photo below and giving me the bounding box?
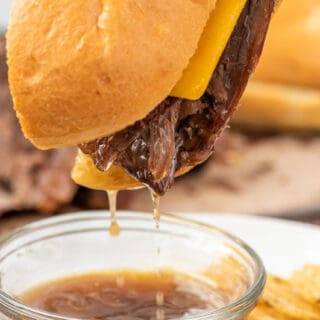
[248,271,320,320]
[248,300,294,319]
[290,265,320,305]
[262,275,320,319]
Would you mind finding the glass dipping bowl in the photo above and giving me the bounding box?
[0,211,265,320]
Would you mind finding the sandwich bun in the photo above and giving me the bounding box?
[71,151,192,191]
[71,151,141,191]
[234,0,320,130]
[7,0,216,149]
[252,0,320,88]
[235,81,320,131]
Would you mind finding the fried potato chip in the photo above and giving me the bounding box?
[256,275,320,319]
[290,265,320,305]
[248,265,320,319]
[248,300,294,319]
[247,265,320,320]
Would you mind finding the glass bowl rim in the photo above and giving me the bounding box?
[0,211,266,320]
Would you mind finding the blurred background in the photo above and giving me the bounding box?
[0,0,320,232]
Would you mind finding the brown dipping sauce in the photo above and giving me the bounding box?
[21,270,231,320]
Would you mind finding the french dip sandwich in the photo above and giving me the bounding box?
[7,0,275,195]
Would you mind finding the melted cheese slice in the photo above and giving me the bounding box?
[171,0,247,100]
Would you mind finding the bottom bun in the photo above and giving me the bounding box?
[233,81,320,131]
[72,151,192,191]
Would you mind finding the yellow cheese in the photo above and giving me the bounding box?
[171,0,247,100]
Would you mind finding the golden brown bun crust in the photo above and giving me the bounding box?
[234,0,320,130]
[71,151,192,191]
[7,0,216,149]
[234,81,320,130]
[252,0,320,89]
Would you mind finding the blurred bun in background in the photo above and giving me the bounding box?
[233,0,320,131]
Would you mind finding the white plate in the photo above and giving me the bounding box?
[184,213,320,277]
[0,0,11,28]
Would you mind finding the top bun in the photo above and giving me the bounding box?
[7,0,216,149]
[252,0,320,89]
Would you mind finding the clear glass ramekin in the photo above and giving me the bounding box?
[0,211,265,320]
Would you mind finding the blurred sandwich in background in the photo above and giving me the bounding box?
[233,0,320,131]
